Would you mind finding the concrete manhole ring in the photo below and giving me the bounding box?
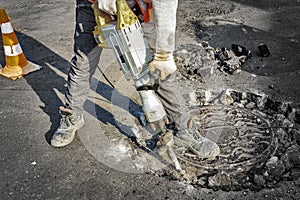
[174,105,278,172]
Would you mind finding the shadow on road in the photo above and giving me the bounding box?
[0,32,141,144]
[0,32,68,143]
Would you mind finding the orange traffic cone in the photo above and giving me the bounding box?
[0,8,41,80]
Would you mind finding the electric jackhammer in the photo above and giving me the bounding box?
[92,0,182,171]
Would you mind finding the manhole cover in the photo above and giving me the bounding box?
[161,90,300,190]
[174,105,278,172]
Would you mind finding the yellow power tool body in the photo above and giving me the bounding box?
[93,0,151,81]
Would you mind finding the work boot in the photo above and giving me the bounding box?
[174,129,220,158]
[51,106,84,147]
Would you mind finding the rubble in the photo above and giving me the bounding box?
[265,156,286,179]
[257,43,271,57]
[174,42,217,82]
[174,42,250,77]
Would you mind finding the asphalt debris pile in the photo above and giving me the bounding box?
[228,91,300,189]
[174,42,217,82]
[174,42,251,78]
[214,44,251,74]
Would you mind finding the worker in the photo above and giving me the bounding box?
[50,0,220,159]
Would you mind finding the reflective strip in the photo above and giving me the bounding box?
[3,43,23,56]
[1,22,14,34]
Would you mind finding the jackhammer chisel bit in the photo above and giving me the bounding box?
[157,130,182,171]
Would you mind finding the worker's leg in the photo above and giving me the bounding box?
[155,73,190,130]
[51,0,102,147]
[65,0,102,113]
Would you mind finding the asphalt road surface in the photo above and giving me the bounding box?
[0,0,300,199]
